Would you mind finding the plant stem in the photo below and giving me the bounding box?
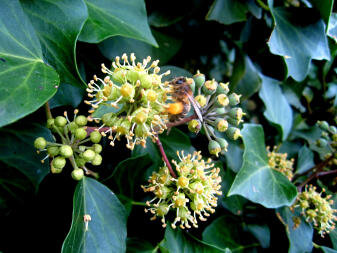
[44,102,53,120]
[166,114,198,128]
[256,0,270,11]
[155,136,177,178]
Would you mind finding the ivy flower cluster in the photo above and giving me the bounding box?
[316,121,337,163]
[187,71,245,157]
[267,146,294,181]
[85,53,171,150]
[293,185,337,236]
[141,151,222,229]
[34,110,102,180]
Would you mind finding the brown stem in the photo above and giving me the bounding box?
[44,102,53,120]
[166,114,197,128]
[155,136,177,178]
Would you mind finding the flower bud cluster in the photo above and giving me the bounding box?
[293,185,337,236]
[186,71,244,157]
[141,151,222,229]
[267,146,294,181]
[316,121,337,164]
[33,110,102,180]
[85,53,171,150]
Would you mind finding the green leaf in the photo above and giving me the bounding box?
[162,226,228,253]
[206,0,247,25]
[247,224,270,248]
[99,30,182,65]
[319,246,337,253]
[296,145,314,174]
[0,0,59,127]
[49,83,85,109]
[62,177,127,253]
[79,0,157,46]
[21,0,87,89]
[127,238,155,253]
[0,123,53,189]
[310,0,334,26]
[259,75,293,140]
[330,228,337,250]
[267,1,330,81]
[228,124,297,208]
[277,207,313,253]
[328,13,337,43]
[224,140,243,173]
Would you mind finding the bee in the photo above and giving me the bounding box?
[167,77,203,122]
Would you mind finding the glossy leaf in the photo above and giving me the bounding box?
[49,83,85,109]
[319,246,337,253]
[127,238,155,253]
[247,224,270,248]
[267,0,330,81]
[330,228,337,250]
[0,123,53,189]
[0,0,59,127]
[277,207,313,253]
[328,13,337,43]
[79,0,157,46]
[62,177,127,253]
[310,0,334,26]
[259,75,293,140]
[228,124,297,208]
[296,145,314,174]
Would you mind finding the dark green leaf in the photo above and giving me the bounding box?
[21,0,87,90]
[49,83,85,109]
[330,228,337,250]
[267,1,330,81]
[277,207,313,253]
[310,0,334,26]
[99,30,182,65]
[149,11,184,28]
[228,124,297,208]
[259,75,293,140]
[283,85,306,113]
[325,82,337,107]
[319,246,337,253]
[79,0,157,46]
[247,224,270,248]
[0,0,59,127]
[62,177,127,253]
[224,140,243,173]
[296,145,314,174]
[0,123,53,189]
[127,238,155,253]
[328,13,337,42]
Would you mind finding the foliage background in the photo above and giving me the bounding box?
[0,0,337,252]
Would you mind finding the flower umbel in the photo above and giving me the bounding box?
[267,146,294,181]
[142,151,222,229]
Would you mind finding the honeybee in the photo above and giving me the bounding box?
[167,77,203,122]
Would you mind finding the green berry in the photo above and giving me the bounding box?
[317,121,330,131]
[55,116,67,127]
[60,145,73,158]
[92,144,103,154]
[217,138,228,152]
[46,118,55,129]
[215,119,228,132]
[75,128,87,140]
[75,115,88,126]
[228,117,242,126]
[226,127,242,140]
[188,119,201,133]
[208,140,221,157]
[228,93,241,106]
[53,156,66,169]
[202,80,218,95]
[330,126,337,134]
[92,154,103,166]
[193,71,205,88]
[215,94,229,107]
[83,149,96,161]
[34,137,47,150]
[71,169,84,181]
[90,131,102,143]
[50,165,63,174]
[229,107,244,121]
[68,122,78,134]
[47,146,59,156]
[316,138,328,147]
[216,82,229,95]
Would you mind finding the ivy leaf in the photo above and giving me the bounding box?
[277,207,313,253]
[0,0,59,127]
[267,0,330,81]
[228,124,297,208]
[330,228,337,250]
[296,145,314,174]
[127,238,155,253]
[259,75,293,141]
[310,0,334,26]
[247,224,270,249]
[62,177,127,253]
[319,246,337,253]
[48,83,85,109]
[328,13,337,43]
[0,123,53,190]
[79,0,157,46]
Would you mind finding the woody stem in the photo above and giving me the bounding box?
[155,136,177,178]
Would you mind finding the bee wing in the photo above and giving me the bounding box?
[187,93,203,122]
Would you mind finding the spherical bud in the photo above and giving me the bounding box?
[317,121,330,131]
[50,164,63,174]
[202,80,218,95]
[92,154,103,166]
[217,138,228,153]
[146,89,157,102]
[55,116,67,127]
[226,127,242,140]
[300,200,309,209]
[316,138,328,147]
[195,95,207,107]
[92,144,103,154]
[208,140,221,157]
[215,94,229,107]
[215,119,228,132]
[330,126,337,134]
[177,176,189,188]
[126,69,140,84]
[75,128,87,140]
[68,122,78,134]
[34,137,47,150]
[71,169,84,181]
[139,73,153,89]
[216,82,229,95]
[188,119,202,134]
[228,93,241,106]
[75,157,86,167]
[75,115,88,126]
[111,69,126,84]
[229,107,244,121]
[47,146,59,157]
[134,111,148,124]
[53,156,66,169]
[46,118,55,129]
[90,131,102,143]
[228,117,242,126]
[120,83,135,99]
[193,71,205,88]
[215,108,226,115]
[83,149,96,161]
[59,145,73,158]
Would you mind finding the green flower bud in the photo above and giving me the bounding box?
[228,93,241,106]
[202,80,218,95]
[229,107,244,121]
[215,119,228,132]
[75,115,88,126]
[195,95,207,107]
[134,111,148,124]
[55,116,67,127]
[333,133,337,142]
[75,157,86,167]
[188,119,201,133]
[316,138,328,147]
[83,149,96,161]
[193,71,205,88]
[53,156,66,169]
[120,83,135,99]
[47,146,59,157]
[116,120,131,135]
[75,128,87,140]
[71,169,84,181]
[111,69,126,84]
[68,121,78,134]
[217,138,228,152]
[126,69,140,83]
[92,154,103,166]
[227,117,242,126]
[208,140,221,157]
[34,137,47,150]
[139,73,153,89]
[215,108,225,115]
[317,121,330,131]
[46,118,55,129]
[59,145,73,158]
[216,82,229,95]
[226,127,242,140]
[215,94,229,107]
[330,126,337,134]
[50,164,63,174]
[92,144,103,154]
[90,131,102,143]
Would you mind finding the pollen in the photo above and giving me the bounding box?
[167,102,184,115]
